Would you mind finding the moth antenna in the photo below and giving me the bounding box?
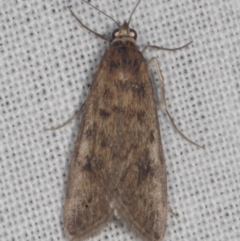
[128,0,141,25]
[82,0,120,27]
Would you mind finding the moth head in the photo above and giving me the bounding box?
[111,21,137,42]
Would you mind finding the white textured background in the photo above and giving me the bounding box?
[0,0,239,241]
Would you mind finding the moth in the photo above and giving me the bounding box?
[62,1,202,241]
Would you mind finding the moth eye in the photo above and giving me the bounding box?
[112,29,120,40]
[130,29,137,40]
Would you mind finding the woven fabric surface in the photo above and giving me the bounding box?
[0,0,239,241]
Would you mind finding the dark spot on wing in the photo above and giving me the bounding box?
[112,106,124,114]
[99,109,111,118]
[109,61,118,71]
[85,129,92,139]
[82,156,104,173]
[100,138,108,148]
[137,110,146,124]
[149,130,155,143]
[137,150,155,185]
[133,59,140,72]
[85,123,98,140]
[82,156,92,172]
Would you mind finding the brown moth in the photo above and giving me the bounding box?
[63,1,201,241]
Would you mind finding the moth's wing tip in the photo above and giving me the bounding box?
[63,210,114,241]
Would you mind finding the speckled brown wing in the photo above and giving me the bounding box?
[103,42,167,241]
[63,50,116,240]
[64,40,167,241]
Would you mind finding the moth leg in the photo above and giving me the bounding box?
[68,6,110,46]
[147,57,205,149]
[142,41,192,55]
[44,103,85,131]
[168,205,178,218]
